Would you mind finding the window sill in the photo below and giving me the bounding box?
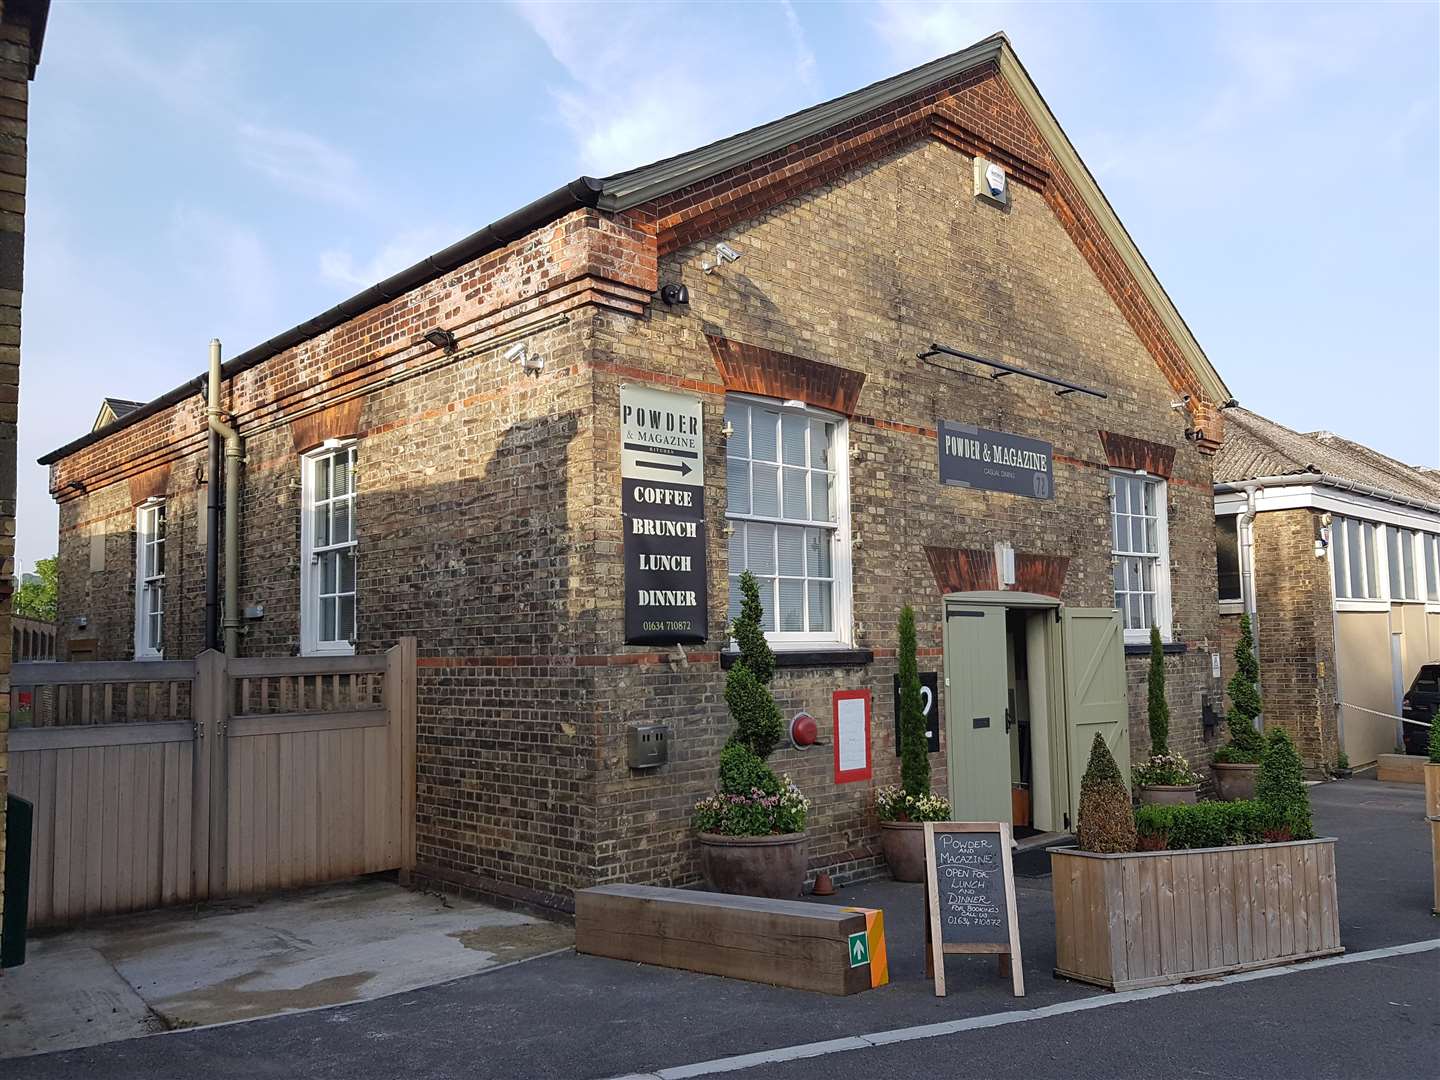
[1124,642,1187,656]
[720,647,874,670]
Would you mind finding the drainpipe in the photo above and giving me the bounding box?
[1235,481,1262,732]
[204,427,220,651]
[206,339,243,656]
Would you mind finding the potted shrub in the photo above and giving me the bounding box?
[1212,613,1266,800]
[1134,626,1200,805]
[875,605,951,881]
[693,570,810,898]
[1331,749,1352,780]
[1052,728,1340,991]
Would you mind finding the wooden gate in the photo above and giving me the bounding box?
[8,640,416,927]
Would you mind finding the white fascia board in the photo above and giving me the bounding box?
[1220,483,1440,533]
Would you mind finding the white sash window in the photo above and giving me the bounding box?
[724,395,851,646]
[133,500,166,659]
[301,442,357,656]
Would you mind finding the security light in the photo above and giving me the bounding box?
[659,283,690,305]
[423,327,458,353]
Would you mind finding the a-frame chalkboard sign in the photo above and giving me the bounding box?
[923,821,1024,997]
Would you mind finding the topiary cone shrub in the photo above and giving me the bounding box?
[1076,732,1137,854]
[1256,727,1313,841]
[1215,613,1266,764]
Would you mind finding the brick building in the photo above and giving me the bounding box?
[43,36,1235,910]
[1214,407,1440,771]
[0,0,46,955]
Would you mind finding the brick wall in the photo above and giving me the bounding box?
[1249,508,1339,770]
[48,67,1227,906]
[0,0,34,948]
[583,134,1223,887]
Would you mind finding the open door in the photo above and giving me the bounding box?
[1060,608,1130,827]
[943,604,1011,821]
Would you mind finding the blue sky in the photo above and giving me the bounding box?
[16,1,1438,569]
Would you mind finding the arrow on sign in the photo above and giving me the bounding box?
[853,939,865,962]
[847,930,869,967]
[637,458,692,476]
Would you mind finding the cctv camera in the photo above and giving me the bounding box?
[504,342,526,363]
[659,283,690,306]
[715,242,740,264]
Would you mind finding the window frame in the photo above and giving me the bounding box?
[1424,532,1440,604]
[1331,515,1383,604]
[723,394,852,649]
[299,441,358,657]
[1108,469,1172,644]
[1386,525,1420,602]
[1215,512,1243,607]
[133,498,166,660]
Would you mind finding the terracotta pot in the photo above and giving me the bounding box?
[1211,762,1260,801]
[698,832,807,899]
[1138,783,1199,806]
[879,821,926,882]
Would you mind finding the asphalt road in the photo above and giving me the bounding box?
[5,778,1437,1080]
[721,948,1439,1080]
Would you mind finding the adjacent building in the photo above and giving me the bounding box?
[0,0,48,957]
[1214,407,1440,771]
[43,35,1235,910]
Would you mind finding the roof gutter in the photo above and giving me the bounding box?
[1214,472,1440,516]
[40,176,604,467]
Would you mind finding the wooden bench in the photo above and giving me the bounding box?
[575,884,874,995]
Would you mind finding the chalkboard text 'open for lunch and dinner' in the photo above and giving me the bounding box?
[923,821,1024,997]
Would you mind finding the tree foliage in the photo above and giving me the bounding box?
[1147,624,1169,756]
[896,605,931,800]
[12,556,57,622]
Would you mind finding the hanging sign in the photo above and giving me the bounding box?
[923,821,1024,997]
[892,671,940,755]
[622,384,707,645]
[937,420,1053,499]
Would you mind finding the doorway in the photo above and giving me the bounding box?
[942,592,1129,837]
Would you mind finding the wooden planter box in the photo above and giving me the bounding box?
[1376,753,1425,784]
[1426,764,1440,915]
[1051,838,1342,991]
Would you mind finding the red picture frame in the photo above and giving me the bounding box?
[832,688,873,783]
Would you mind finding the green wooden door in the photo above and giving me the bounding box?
[1060,607,1130,825]
[943,603,1011,821]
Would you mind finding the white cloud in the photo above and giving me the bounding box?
[237,123,366,208]
[319,226,461,289]
[168,206,277,327]
[513,0,825,176]
[869,1,1010,70]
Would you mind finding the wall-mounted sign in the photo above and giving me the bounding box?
[622,384,707,645]
[893,672,940,754]
[937,420,1053,500]
[832,689,872,784]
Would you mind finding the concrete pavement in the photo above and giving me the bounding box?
[3,778,1435,1079]
[0,877,573,1059]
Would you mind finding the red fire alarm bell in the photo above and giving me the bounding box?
[790,712,818,749]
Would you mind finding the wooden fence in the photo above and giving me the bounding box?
[7,640,416,927]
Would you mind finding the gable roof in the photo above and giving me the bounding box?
[91,398,145,432]
[42,32,1228,465]
[1215,406,1440,507]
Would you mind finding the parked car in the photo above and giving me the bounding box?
[1401,662,1439,755]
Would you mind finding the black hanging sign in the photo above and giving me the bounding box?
[938,420,1053,500]
[892,671,940,755]
[622,384,708,645]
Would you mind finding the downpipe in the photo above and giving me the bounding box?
[206,339,244,657]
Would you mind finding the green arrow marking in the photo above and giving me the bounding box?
[848,930,869,968]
